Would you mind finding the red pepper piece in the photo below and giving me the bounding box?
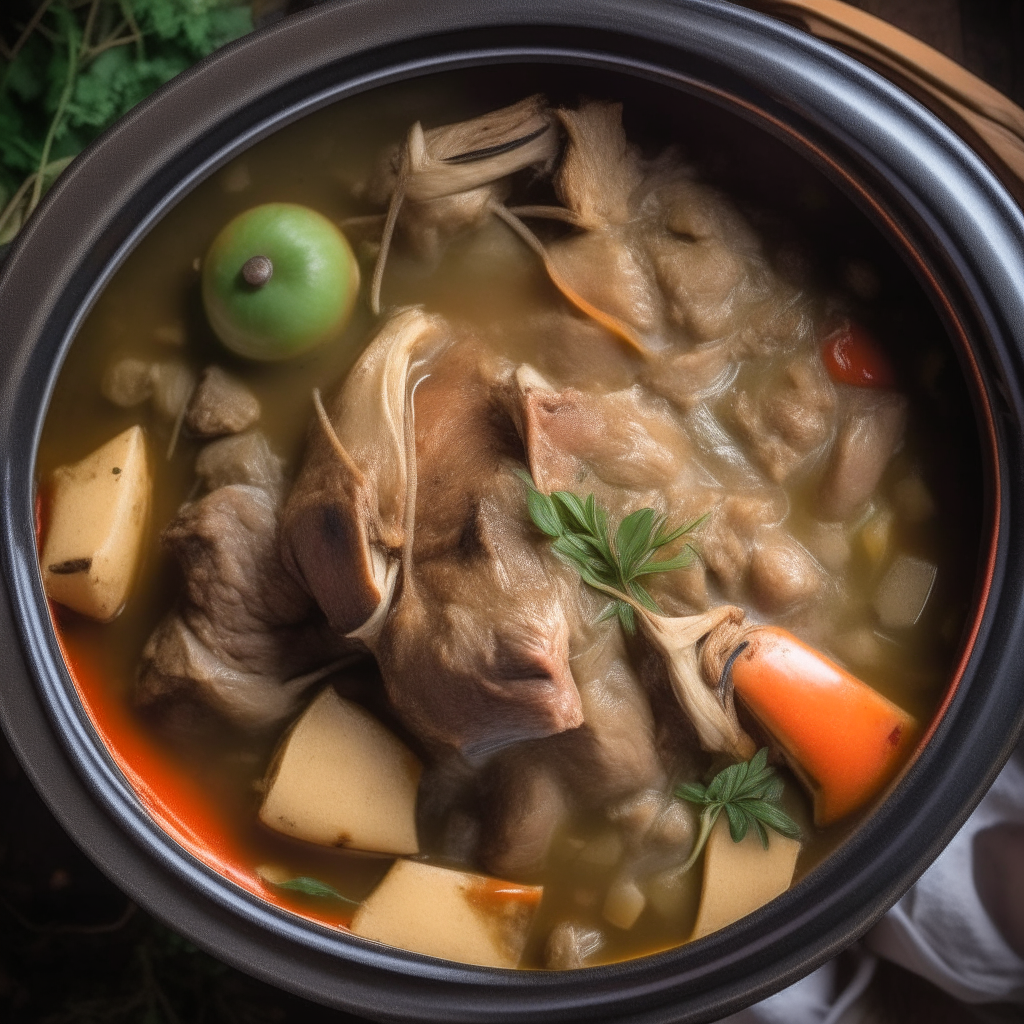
[822,323,895,389]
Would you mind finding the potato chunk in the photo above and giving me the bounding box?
[691,816,800,939]
[259,688,421,855]
[350,859,542,968]
[41,426,151,622]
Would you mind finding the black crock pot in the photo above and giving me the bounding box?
[2,1,1024,1021]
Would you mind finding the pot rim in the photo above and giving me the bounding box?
[1,2,1024,1022]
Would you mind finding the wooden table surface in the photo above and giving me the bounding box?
[848,0,1024,105]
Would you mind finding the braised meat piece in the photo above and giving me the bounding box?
[819,390,907,521]
[726,353,836,484]
[185,365,261,437]
[137,483,343,729]
[281,308,449,635]
[373,339,584,756]
[195,430,283,493]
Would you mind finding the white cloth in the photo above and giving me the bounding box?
[719,742,1024,1022]
[723,953,877,1024]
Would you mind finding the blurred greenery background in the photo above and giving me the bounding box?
[0,0,300,244]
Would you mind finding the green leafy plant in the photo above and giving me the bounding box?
[0,0,253,243]
[675,748,801,872]
[519,471,705,633]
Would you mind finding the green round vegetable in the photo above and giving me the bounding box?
[201,203,359,360]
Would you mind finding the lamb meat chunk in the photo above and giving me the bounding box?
[195,431,283,493]
[698,490,788,598]
[281,308,449,634]
[185,366,261,437]
[554,102,642,229]
[377,485,583,757]
[749,532,823,612]
[478,757,568,880]
[726,354,836,483]
[137,484,341,729]
[646,179,762,344]
[545,101,811,353]
[507,365,696,501]
[819,391,907,521]
[366,334,685,873]
[364,95,559,267]
[166,486,315,664]
[363,337,584,757]
[139,615,322,729]
[544,922,605,970]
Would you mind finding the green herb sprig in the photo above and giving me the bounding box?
[675,748,801,872]
[518,472,705,634]
[258,868,360,906]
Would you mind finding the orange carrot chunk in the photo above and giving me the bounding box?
[725,627,918,826]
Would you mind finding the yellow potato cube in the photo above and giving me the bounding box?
[859,506,894,566]
[41,426,151,622]
[259,688,421,855]
[350,859,542,968]
[691,816,800,940]
[893,474,936,524]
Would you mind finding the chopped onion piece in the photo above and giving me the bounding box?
[874,555,937,629]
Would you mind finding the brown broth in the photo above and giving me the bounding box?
[37,68,984,968]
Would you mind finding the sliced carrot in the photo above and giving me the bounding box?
[822,322,895,389]
[724,627,918,825]
[488,200,647,355]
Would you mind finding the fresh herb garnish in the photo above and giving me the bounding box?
[518,471,705,634]
[257,867,360,906]
[675,748,801,872]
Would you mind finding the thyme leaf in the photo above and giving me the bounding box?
[256,865,360,905]
[270,875,360,905]
[674,748,801,873]
[517,472,704,634]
